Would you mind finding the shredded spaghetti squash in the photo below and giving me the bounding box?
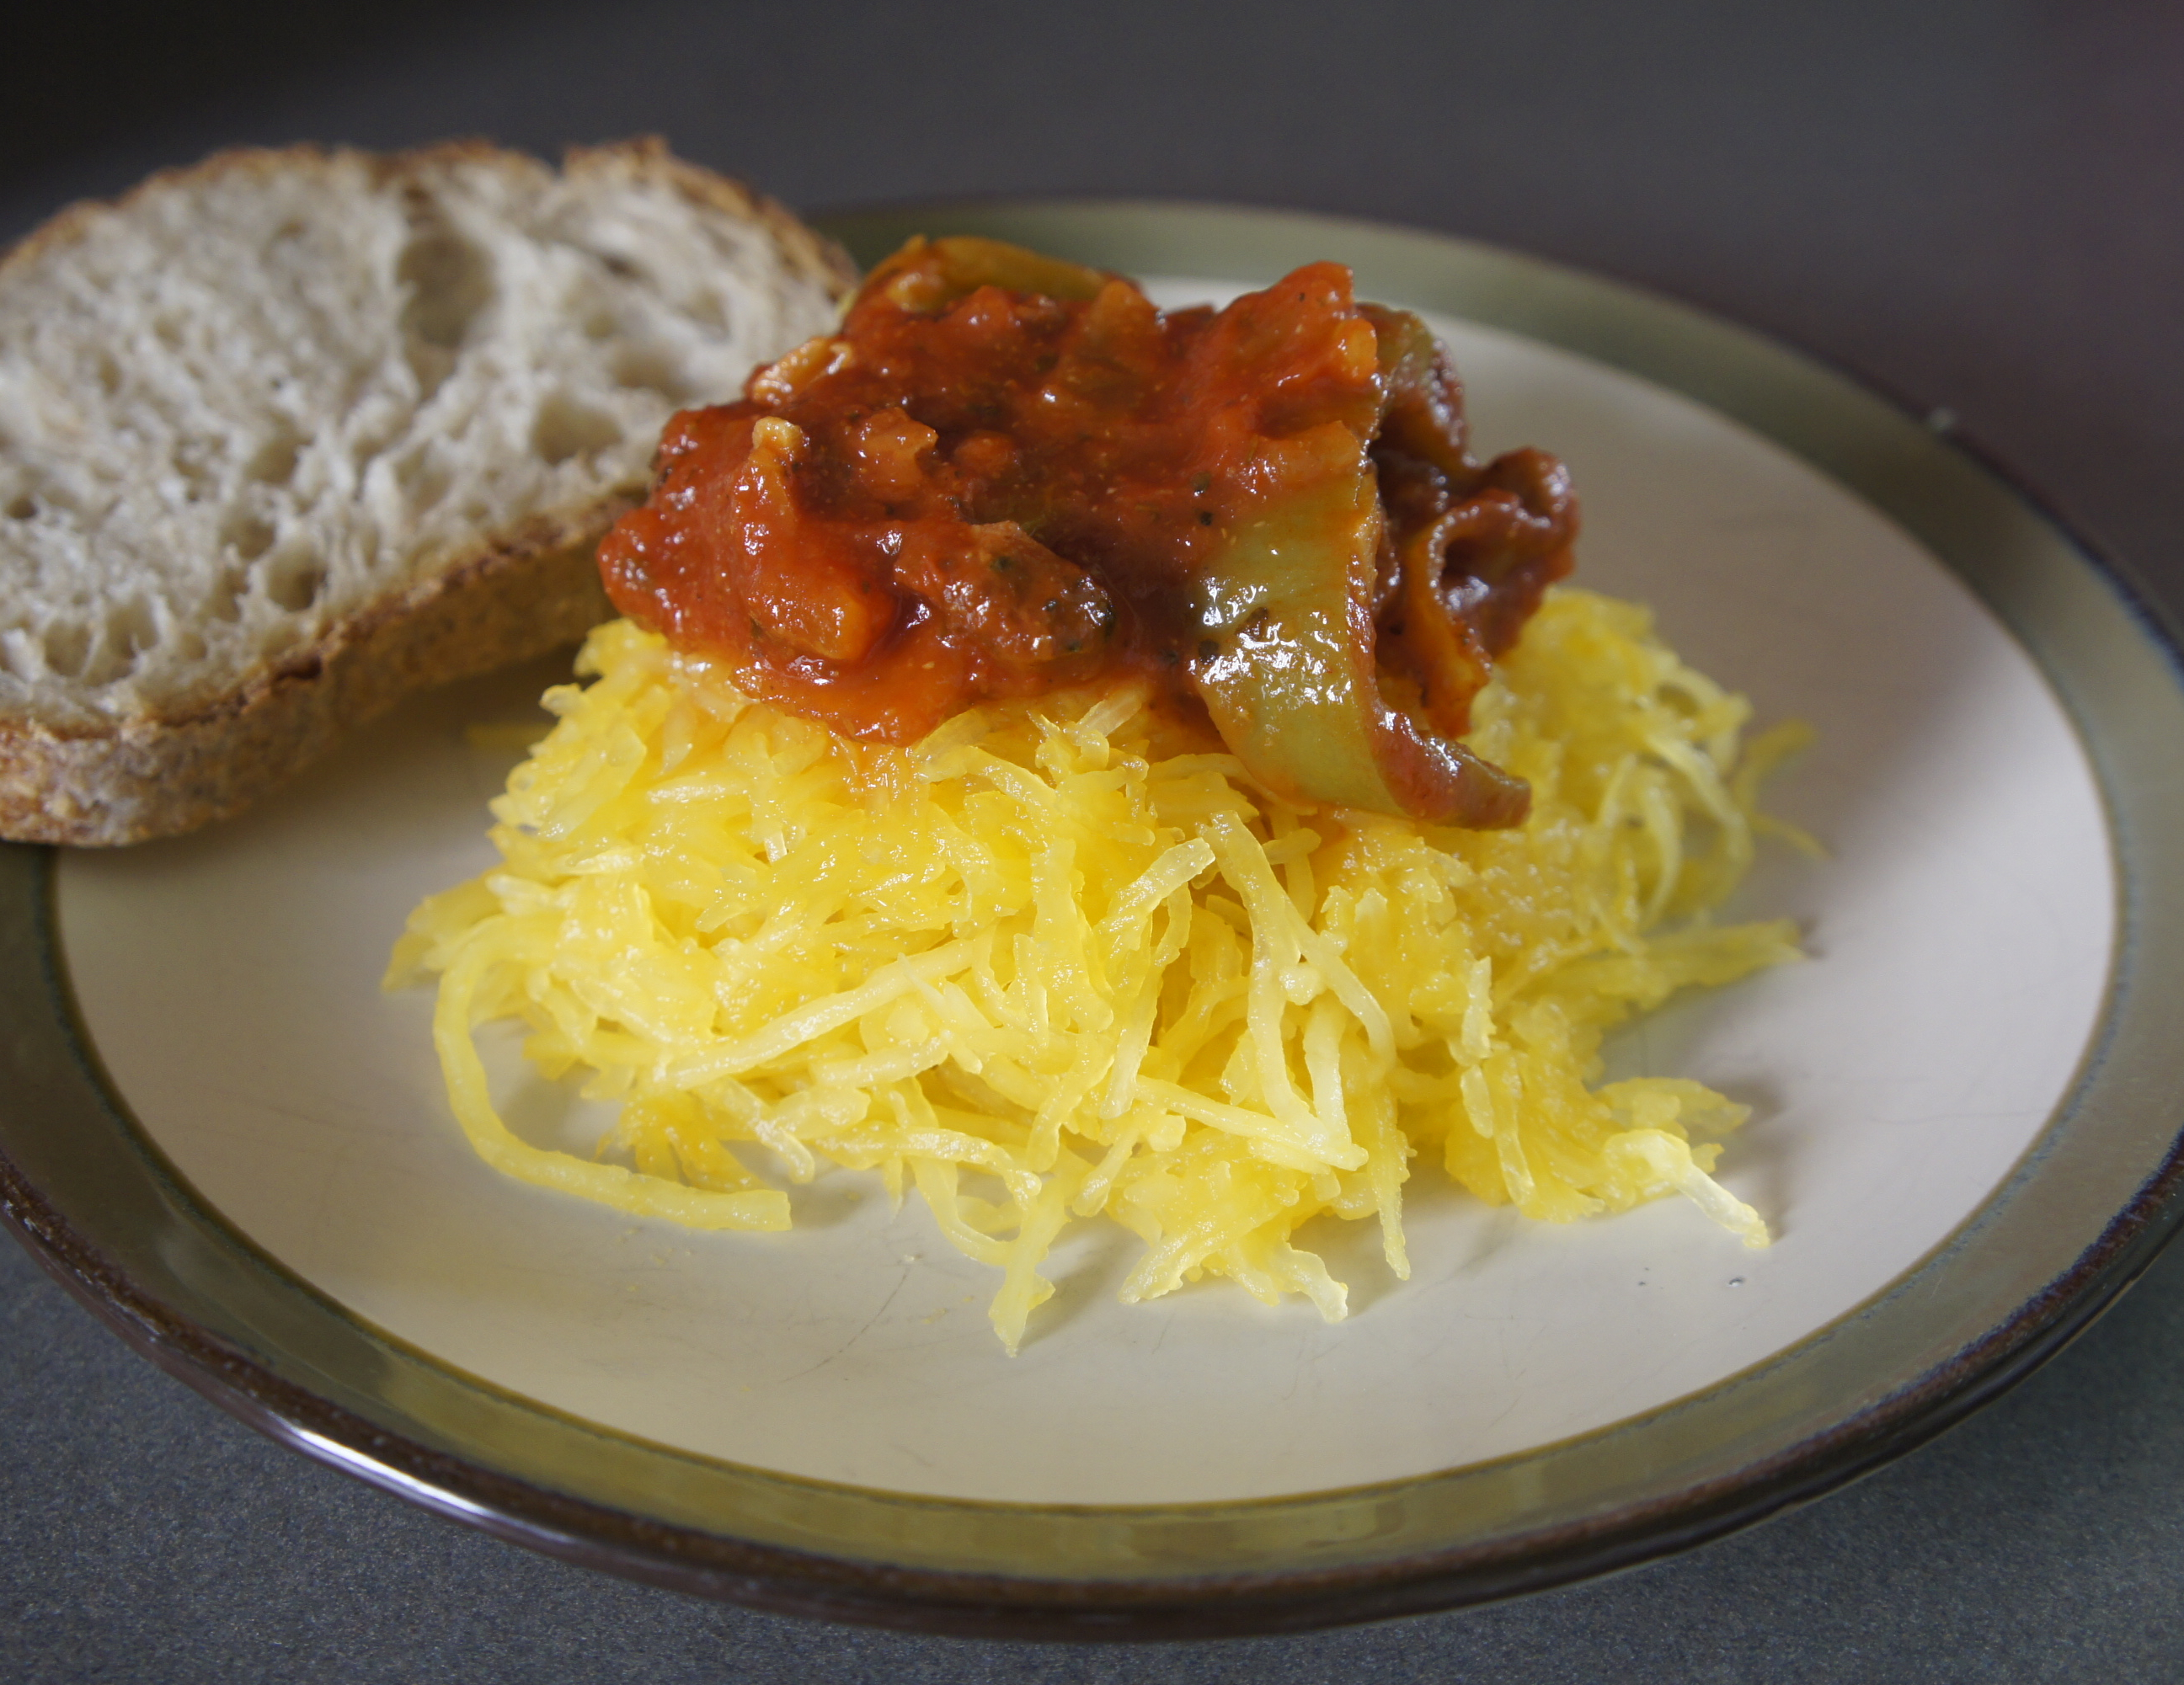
[388,587,1804,1352]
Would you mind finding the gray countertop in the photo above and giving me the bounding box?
[7,3,2183,1677]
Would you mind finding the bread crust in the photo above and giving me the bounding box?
[0,139,857,846]
[559,136,858,307]
[0,136,858,304]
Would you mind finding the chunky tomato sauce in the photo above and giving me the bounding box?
[599,238,1577,825]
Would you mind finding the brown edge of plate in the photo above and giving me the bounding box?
[5,195,2184,1640]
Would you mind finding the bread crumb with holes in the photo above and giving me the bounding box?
[0,138,853,845]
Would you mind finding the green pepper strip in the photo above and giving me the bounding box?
[1193,470,1529,828]
[1190,317,1532,830]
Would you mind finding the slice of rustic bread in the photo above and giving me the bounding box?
[0,137,853,844]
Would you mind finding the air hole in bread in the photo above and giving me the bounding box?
[222,512,277,563]
[398,211,494,349]
[172,441,216,502]
[107,595,158,666]
[207,569,248,624]
[349,419,401,474]
[41,621,89,680]
[95,354,121,395]
[582,308,617,341]
[531,394,622,466]
[611,345,686,402]
[246,430,302,487]
[406,342,457,400]
[263,545,326,613]
[79,636,131,688]
[394,448,451,513]
[398,198,494,399]
[5,494,33,521]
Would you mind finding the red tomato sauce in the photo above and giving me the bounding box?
[598,238,1575,824]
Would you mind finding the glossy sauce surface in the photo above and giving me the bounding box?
[599,240,1577,824]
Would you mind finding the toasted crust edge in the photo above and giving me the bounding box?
[558,136,861,306]
[0,137,857,847]
[0,135,860,302]
[0,501,627,845]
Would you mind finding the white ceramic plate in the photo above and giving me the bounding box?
[4,203,2176,1635]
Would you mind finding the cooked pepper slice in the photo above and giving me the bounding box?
[1184,269,1567,828]
[1364,304,1576,747]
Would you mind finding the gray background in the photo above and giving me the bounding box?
[6,2,2183,1677]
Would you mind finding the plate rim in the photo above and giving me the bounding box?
[6,195,2182,1640]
